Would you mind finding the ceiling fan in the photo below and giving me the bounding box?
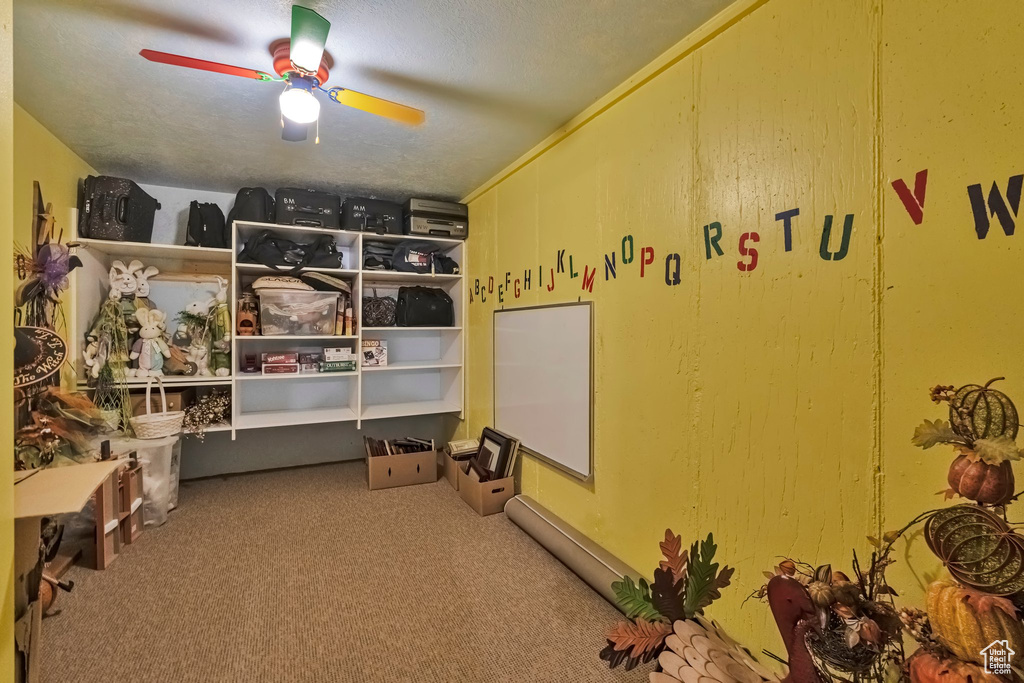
[139,4,425,142]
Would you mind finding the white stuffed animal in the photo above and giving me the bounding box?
[107,260,138,301]
[129,308,170,377]
[134,265,159,304]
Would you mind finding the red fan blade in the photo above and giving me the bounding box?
[139,49,272,81]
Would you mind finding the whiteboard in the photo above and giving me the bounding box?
[494,302,592,480]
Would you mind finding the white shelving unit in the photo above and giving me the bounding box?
[73,220,465,441]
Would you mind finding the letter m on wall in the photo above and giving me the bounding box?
[968,174,1023,239]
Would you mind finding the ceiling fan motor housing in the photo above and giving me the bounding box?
[272,42,329,86]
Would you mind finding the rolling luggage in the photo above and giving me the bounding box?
[79,176,161,242]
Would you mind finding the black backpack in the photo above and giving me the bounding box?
[186,201,227,248]
[226,187,274,227]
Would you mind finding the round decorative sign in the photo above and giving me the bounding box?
[14,326,67,388]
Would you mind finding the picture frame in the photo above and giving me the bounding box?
[473,427,514,480]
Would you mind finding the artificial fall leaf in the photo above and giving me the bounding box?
[960,587,1018,619]
[973,435,1023,464]
[651,567,685,622]
[682,533,733,618]
[612,576,662,622]
[939,488,957,500]
[911,419,962,449]
[659,529,688,582]
[605,618,672,662]
[834,604,856,619]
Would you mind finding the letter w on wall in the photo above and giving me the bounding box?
[891,170,928,225]
[968,174,1023,239]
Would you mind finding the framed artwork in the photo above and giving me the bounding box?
[473,427,514,480]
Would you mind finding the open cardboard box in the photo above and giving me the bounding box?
[441,449,463,490]
[367,449,439,490]
[457,462,515,516]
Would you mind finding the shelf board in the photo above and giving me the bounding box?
[186,421,231,435]
[361,326,462,332]
[76,238,231,271]
[361,400,462,421]
[361,232,465,247]
[235,263,359,277]
[361,271,462,283]
[234,405,357,430]
[236,335,358,341]
[362,362,462,372]
[236,372,357,381]
[78,376,233,388]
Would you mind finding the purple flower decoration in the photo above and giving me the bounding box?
[37,243,73,294]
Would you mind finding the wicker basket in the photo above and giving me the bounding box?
[129,376,185,439]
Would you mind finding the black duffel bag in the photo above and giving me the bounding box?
[396,286,454,327]
[237,230,343,274]
[78,175,161,242]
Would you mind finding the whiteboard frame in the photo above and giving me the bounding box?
[492,301,594,482]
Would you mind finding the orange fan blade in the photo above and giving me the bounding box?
[140,49,273,81]
[327,88,424,126]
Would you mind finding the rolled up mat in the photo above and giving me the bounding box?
[504,494,640,612]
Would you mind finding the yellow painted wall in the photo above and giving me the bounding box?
[1,0,14,675]
[463,0,1024,653]
[13,104,96,353]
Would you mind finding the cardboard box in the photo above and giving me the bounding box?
[263,363,299,374]
[262,352,298,364]
[361,339,387,366]
[457,463,515,516]
[130,388,194,416]
[441,450,462,490]
[367,449,439,490]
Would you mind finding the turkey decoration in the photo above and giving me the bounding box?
[139,5,425,142]
[601,378,1024,682]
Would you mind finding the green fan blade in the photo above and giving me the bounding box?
[290,6,330,73]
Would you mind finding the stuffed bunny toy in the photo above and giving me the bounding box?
[133,264,160,310]
[129,308,170,377]
[107,260,138,302]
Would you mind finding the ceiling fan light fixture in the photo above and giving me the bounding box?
[279,78,320,124]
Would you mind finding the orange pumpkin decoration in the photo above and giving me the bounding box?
[908,651,1002,683]
[926,581,1024,667]
[947,454,1015,505]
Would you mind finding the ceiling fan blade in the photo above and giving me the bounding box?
[282,118,309,142]
[140,49,272,80]
[328,88,425,126]
[290,6,330,73]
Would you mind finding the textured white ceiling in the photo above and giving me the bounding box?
[14,0,733,201]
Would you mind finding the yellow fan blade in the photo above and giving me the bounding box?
[330,88,425,126]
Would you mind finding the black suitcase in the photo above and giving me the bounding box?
[226,187,274,226]
[186,201,228,248]
[78,176,161,242]
[275,188,341,229]
[396,286,454,327]
[341,197,402,234]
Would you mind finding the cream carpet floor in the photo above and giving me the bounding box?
[43,462,637,682]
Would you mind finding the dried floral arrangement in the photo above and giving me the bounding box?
[183,390,230,440]
[15,388,108,469]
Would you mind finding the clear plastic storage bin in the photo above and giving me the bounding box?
[258,289,339,336]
